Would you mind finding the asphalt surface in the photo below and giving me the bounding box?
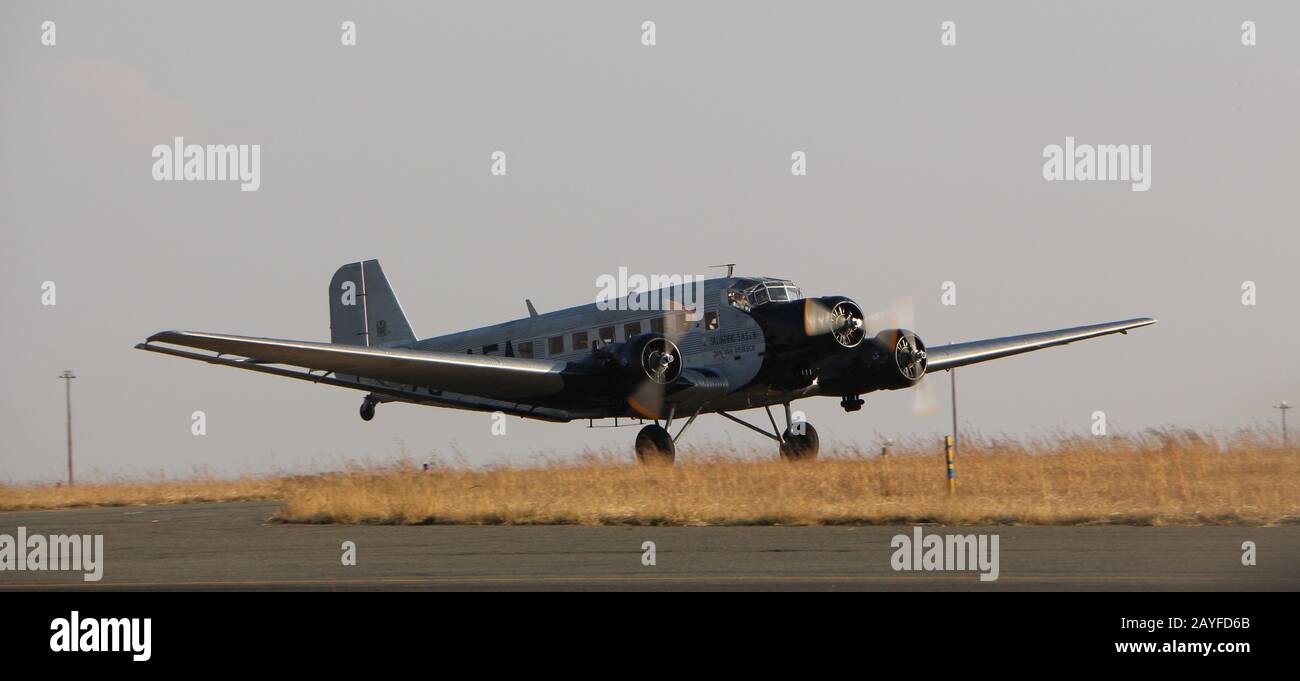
[0,502,1295,591]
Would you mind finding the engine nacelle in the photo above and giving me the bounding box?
[604,333,684,395]
[817,329,927,395]
[748,295,867,355]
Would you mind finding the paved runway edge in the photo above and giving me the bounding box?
[1,502,1296,591]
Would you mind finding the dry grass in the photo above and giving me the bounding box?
[274,430,1297,526]
[3,429,1295,526]
[0,477,284,512]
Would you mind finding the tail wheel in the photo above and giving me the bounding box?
[779,422,819,461]
[359,399,376,422]
[634,424,675,465]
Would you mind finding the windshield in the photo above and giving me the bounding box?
[728,280,801,309]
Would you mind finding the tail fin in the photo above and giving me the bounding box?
[329,260,416,347]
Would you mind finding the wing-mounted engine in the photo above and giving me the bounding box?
[608,333,683,393]
[584,333,686,416]
[585,333,732,416]
[818,329,928,395]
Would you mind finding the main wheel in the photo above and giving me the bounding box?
[359,400,376,422]
[780,422,819,461]
[634,424,675,465]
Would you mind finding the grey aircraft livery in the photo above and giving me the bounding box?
[138,260,1156,462]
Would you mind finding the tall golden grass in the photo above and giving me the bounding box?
[275,429,1296,526]
[0,477,284,511]
[2,429,1294,526]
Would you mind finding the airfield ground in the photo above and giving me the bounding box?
[2,432,1294,527]
[3,432,1294,591]
[0,501,1295,591]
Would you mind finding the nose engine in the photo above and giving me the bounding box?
[742,293,929,397]
[814,298,867,349]
[750,295,868,354]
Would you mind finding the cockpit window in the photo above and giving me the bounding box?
[726,279,801,310]
[726,289,750,311]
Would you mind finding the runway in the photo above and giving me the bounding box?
[0,502,1295,591]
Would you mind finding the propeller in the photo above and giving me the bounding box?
[625,304,689,420]
[861,296,914,338]
[803,298,866,348]
[643,340,678,383]
[860,297,937,417]
[911,368,938,416]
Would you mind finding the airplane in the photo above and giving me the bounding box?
[137,260,1156,464]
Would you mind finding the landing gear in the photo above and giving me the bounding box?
[631,402,820,464]
[780,422,820,462]
[717,403,821,462]
[632,406,701,465]
[634,424,675,465]
[840,395,864,412]
[359,397,376,422]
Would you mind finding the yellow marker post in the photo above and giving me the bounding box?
[944,435,956,495]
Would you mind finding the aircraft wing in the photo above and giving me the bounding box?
[923,317,1155,373]
[137,330,571,400]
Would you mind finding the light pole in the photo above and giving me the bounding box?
[1276,401,1292,449]
[950,368,958,457]
[60,370,75,486]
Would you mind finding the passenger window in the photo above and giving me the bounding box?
[650,317,665,334]
[623,321,642,339]
[518,341,534,359]
[598,326,616,345]
[547,336,564,356]
[705,310,719,331]
[482,343,499,355]
[572,331,589,351]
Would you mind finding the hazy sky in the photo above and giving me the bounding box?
[3,2,1297,482]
